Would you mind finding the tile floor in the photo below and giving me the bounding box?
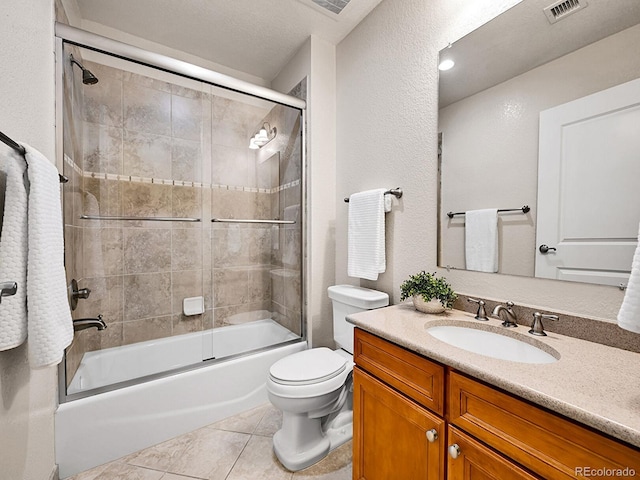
[67,404,352,480]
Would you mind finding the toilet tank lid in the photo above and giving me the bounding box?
[327,285,389,309]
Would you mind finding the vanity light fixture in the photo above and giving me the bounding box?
[249,122,277,149]
[438,59,455,71]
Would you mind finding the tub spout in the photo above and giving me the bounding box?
[73,314,107,332]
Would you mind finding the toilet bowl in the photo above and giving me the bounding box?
[267,285,388,471]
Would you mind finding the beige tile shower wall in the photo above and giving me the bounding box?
[66,58,303,371]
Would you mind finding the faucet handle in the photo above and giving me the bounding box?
[506,301,515,309]
[467,298,489,321]
[529,312,559,336]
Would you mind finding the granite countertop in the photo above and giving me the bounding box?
[347,302,640,449]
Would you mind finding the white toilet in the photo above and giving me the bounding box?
[267,284,389,471]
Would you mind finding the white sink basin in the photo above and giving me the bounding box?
[427,325,559,364]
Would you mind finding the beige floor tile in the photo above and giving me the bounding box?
[124,432,194,472]
[65,462,110,480]
[209,403,271,434]
[226,435,293,480]
[292,441,353,480]
[253,405,282,437]
[160,474,202,480]
[165,428,250,480]
[93,462,165,480]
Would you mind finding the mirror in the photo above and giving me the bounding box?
[437,0,640,287]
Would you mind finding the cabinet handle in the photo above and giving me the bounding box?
[448,444,461,459]
[426,429,438,443]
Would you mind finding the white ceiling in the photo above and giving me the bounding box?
[74,0,384,81]
[439,0,640,107]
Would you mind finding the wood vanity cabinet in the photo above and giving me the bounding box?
[353,328,446,480]
[353,328,640,480]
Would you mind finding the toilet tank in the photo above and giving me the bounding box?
[327,285,389,353]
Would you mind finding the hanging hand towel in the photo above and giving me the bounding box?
[23,144,73,368]
[0,149,29,351]
[465,208,499,273]
[348,188,386,281]
[618,222,640,334]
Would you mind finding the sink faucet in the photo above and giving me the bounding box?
[491,302,518,328]
[73,314,107,332]
[529,312,559,336]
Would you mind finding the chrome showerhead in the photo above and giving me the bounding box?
[69,54,99,85]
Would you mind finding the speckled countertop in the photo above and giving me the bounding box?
[347,302,640,449]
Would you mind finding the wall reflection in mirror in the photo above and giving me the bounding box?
[437,0,640,287]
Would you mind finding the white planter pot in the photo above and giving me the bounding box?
[412,295,445,314]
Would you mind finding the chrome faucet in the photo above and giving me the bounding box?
[73,314,107,332]
[529,312,559,336]
[491,302,518,328]
[467,298,488,321]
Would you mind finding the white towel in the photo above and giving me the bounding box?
[618,222,640,333]
[0,149,29,351]
[465,208,499,273]
[23,144,73,368]
[348,188,386,280]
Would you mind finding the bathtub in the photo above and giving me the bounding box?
[55,319,306,478]
[67,319,299,394]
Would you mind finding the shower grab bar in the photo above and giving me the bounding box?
[80,215,201,222]
[1,128,69,183]
[212,218,295,225]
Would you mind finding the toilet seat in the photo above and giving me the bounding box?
[267,348,353,399]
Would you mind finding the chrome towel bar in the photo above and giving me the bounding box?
[212,218,295,225]
[447,205,530,218]
[344,187,403,203]
[80,215,201,222]
[0,282,18,304]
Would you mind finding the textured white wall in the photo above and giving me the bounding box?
[273,36,337,348]
[0,1,59,479]
[336,0,626,321]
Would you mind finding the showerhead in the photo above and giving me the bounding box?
[69,54,99,85]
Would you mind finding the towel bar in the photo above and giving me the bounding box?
[212,218,295,224]
[447,205,530,218]
[344,187,403,203]
[0,282,18,303]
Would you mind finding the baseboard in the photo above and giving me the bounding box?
[49,464,60,480]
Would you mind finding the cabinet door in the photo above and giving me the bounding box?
[353,367,445,480]
[448,426,540,480]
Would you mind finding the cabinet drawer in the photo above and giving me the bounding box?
[448,371,640,480]
[354,328,444,415]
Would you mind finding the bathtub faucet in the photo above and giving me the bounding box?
[73,314,107,332]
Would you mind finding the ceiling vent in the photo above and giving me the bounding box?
[544,0,588,24]
[310,0,351,15]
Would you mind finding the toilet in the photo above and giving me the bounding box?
[267,284,389,471]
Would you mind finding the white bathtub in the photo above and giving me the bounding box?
[56,320,305,478]
[68,319,299,394]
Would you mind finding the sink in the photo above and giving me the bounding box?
[427,325,559,364]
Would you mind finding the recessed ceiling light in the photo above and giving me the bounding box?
[439,59,455,71]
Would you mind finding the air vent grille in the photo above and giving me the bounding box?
[311,0,351,15]
[544,0,588,24]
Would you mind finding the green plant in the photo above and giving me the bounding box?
[400,271,457,308]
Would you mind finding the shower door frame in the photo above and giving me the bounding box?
[54,26,308,404]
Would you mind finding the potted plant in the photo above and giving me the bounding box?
[400,271,457,314]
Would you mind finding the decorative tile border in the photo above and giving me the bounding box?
[80,170,300,195]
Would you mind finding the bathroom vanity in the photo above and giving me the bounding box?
[349,305,640,480]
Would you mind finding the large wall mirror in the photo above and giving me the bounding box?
[438,0,640,287]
